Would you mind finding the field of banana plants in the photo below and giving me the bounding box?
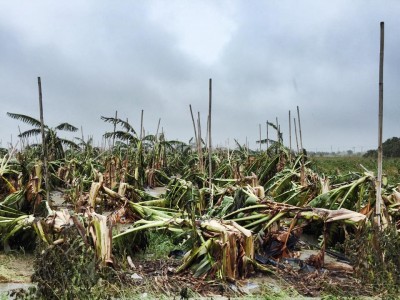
[1,113,400,299]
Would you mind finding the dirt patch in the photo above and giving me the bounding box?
[0,253,35,297]
[0,253,34,283]
[0,250,374,299]
[125,256,325,298]
[125,257,238,298]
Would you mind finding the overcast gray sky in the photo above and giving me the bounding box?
[1,1,399,152]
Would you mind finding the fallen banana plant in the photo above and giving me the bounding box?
[34,207,114,267]
[114,217,256,280]
[0,212,35,251]
[308,172,375,211]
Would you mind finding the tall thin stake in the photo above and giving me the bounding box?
[205,113,209,149]
[376,22,385,227]
[294,118,299,153]
[297,106,303,153]
[197,112,204,173]
[155,118,161,140]
[140,109,144,140]
[208,78,213,207]
[289,110,292,159]
[259,124,262,151]
[189,105,198,149]
[38,77,51,214]
[296,106,306,186]
[266,121,269,149]
[112,111,117,149]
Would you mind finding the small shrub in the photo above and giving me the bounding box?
[345,222,400,298]
[27,227,128,300]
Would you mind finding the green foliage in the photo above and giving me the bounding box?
[0,148,7,156]
[31,230,98,299]
[28,227,127,300]
[383,137,400,158]
[311,156,400,184]
[364,136,400,158]
[345,223,400,298]
[142,230,177,259]
[7,112,79,161]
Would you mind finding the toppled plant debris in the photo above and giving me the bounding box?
[2,124,400,298]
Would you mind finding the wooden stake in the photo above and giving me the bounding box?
[112,110,117,149]
[38,77,51,214]
[266,121,269,149]
[376,22,385,227]
[259,124,262,151]
[297,106,306,185]
[189,105,198,149]
[197,111,204,173]
[205,112,209,149]
[208,78,213,207]
[297,106,303,153]
[140,109,144,140]
[289,110,292,159]
[294,117,299,153]
[155,118,161,141]
[197,112,204,173]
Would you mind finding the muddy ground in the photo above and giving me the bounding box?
[0,249,379,299]
[0,253,35,296]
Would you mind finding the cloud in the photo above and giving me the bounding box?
[1,1,400,152]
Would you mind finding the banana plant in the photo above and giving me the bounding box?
[7,112,79,161]
[0,150,18,194]
[308,172,375,211]
[0,210,35,251]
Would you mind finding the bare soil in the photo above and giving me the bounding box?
[0,253,35,296]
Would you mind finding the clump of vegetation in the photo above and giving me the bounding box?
[141,230,177,259]
[345,222,400,298]
[310,155,400,184]
[27,227,129,300]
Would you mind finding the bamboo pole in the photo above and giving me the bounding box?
[140,109,144,140]
[294,117,299,153]
[189,105,198,149]
[376,22,385,227]
[289,110,292,160]
[155,118,161,141]
[38,77,51,214]
[208,78,213,207]
[197,112,204,172]
[296,106,306,186]
[259,124,262,151]
[112,110,117,149]
[266,121,269,149]
[297,106,303,153]
[205,112,209,149]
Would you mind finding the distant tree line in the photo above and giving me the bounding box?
[364,137,400,158]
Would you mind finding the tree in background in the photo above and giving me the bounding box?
[364,137,400,158]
